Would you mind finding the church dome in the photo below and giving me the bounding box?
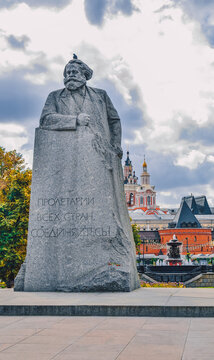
[143,159,147,167]
[143,156,147,171]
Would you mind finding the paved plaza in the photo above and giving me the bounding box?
[0,315,214,359]
[0,288,214,359]
[1,287,214,306]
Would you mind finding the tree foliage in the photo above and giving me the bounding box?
[0,147,32,287]
[131,219,141,254]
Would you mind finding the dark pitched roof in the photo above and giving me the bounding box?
[173,199,201,228]
[195,196,212,215]
[182,196,199,214]
[182,195,212,215]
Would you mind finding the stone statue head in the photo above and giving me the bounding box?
[63,59,93,91]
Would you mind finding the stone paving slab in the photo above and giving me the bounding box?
[0,288,214,317]
[0,316,213,359]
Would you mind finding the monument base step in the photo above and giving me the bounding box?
[1,288,214,317]
[0,304,214,317]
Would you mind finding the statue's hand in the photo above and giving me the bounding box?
[112,145,123,159]
[77,113,90,126]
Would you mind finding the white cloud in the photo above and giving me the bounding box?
[175,149,206,169]
[207,155,214,163]
[0,123,27,149]
[0,122,32,167]
[157,183,214,209]
[159,191,172,197]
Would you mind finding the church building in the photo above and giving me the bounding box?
[123,151,157,210]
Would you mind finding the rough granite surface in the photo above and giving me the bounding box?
[14,60,140,292]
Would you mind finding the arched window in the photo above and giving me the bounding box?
[130,193,134,205]
[140,196,143,205]
[147,196,151,206]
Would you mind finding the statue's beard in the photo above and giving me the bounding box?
[64,76,86,91]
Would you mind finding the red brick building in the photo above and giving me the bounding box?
[139,228,213,256]
[138,198,214,256]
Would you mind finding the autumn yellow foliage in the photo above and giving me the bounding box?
[0,147,32,287]
[141,281,185,288]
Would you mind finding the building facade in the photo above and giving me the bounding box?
[137,198,214,256]
[124,152,157,210]
[124,153,214,257]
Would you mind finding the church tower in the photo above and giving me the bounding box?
[141,156,150,186]
[123,153,158,210]
[136,156,157,209]
[123,151,138,206]
[124,151,138,185]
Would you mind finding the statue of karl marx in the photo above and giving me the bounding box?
[14,56,140,292]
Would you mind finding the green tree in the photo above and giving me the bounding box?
[0,147,32,287]
[131,219,141,254]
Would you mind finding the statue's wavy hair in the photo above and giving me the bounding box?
[63,59,93,80]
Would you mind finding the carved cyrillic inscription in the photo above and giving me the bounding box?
[33,195,111,238]
[36,212,95,222]
[38,197,94,207]
[31,226,111,238]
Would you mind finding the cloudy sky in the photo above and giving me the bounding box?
[1,0,214,208]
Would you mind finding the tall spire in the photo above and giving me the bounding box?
[141,155,150,186]
[125,150,131,166]
[143,155,147,172]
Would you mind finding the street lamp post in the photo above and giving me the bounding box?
[143,238,145,267]
[185,237,190,263]
[186,237,189,254]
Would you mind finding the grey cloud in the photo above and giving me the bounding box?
[0,63,59,122]
[84,0,137,26]
[0,62,61,156]
[154,4,175,13]
[84,0,108,26]
[180,125,214,146]
[159,15,173,23]
[173,0,214,46]
[6,34,30,50]
[0,0,72,9]
[95,78,145,141]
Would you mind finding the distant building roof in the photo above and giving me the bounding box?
[195,196,212,215]
[182,195,211,215]
[182,196,199,214]
[129,208,173,221]
[171,199,202,228]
